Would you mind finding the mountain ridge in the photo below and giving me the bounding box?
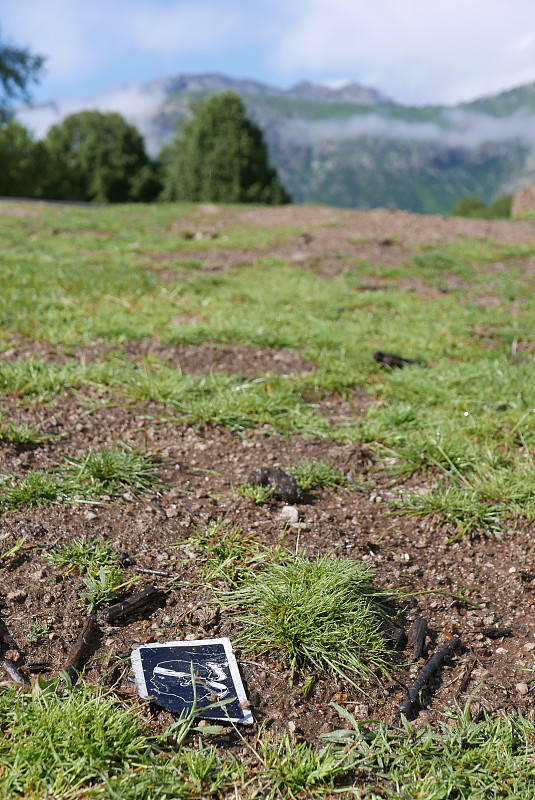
[17,73,535,213]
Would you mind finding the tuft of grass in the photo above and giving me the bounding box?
[26,619,51,644]
[250,726,354,800]
[0,471,79,510]
[0,679,245,799]
[80,565,138,612]
[391,484,506,542]
[0,418,47,445]
[179,519,263,587]
[225,553,394,686]
[288,459,349,491]
[0,536,25,563]
[323,704,535,800]
[62,444,162,496]
[0,446,162,512]
[45,536,118,574]
[235,482,274,504]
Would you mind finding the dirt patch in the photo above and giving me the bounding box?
[119,341,315,377]
[235,205,535,246]
[1,337,315,378]
[140,206,535,280]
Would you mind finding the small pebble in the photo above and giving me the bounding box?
[279,505,299,525]
[288,720,296,732]
[516,682,529,696]
[523,642,535,651]
[4,649,21,663]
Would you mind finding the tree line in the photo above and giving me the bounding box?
[0,92,291,205]
[0,33,289,205]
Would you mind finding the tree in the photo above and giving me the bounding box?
[451,193,512,219]
[0,29,44,118]
[0,119,45,197]
[41,110,161,202]
[159,91,291,204]
[451,194,486,217]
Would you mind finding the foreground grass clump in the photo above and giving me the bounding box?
[226,554,394,685]
[45,535,118,574]
[0,682,245,800]
[62,444,162,495]
[0,681,356,799]
[179,519,264,586]
[0,446,162,511]
[324,705,535,799]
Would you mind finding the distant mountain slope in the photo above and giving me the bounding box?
[17,73,535,213]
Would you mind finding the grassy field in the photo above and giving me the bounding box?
[1,199,535,798]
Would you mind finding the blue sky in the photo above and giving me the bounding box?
[4,0,535,106]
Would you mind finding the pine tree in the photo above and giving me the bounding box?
[159,91,291,204]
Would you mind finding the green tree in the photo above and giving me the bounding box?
[451,194,487,217]
[451,193,512,219]
[488,194,512,218]
[41,110,161,202]
[0,29,44,118]
[0,118,45,197]
[159,91,291,204]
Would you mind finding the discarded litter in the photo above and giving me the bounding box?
[131,637,253,724]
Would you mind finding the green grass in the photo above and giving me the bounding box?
[235,481,275,504]
[3,202,535,533]
[178,519,264,587]
[0,536,25,563]
[0,417,48,444]
[62,444,162,495]
[0,680,357,799]
[323,704,535,799]
[0,446,162,511]
[80,565,138,612]
[0,680,247,799]
[26,619,51,644]
[45,535,118,574]
[225,553,395,686]
[288,459,349,491]
[3,201,535,796]
[2,678,533,800]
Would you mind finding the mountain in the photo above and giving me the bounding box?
[17,74,535,213]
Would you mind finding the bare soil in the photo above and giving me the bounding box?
[1,204,535,746]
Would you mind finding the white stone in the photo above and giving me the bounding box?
[279,505,299,524]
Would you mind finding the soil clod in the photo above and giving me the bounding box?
[247,466,299,503]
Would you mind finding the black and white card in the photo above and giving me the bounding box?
[131,637,253,724]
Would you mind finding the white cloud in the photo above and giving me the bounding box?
[282,108,535,149]
[4,0,535,105]
[271,0,535,104]
[16,82,167,155]
[2,0,252,94]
